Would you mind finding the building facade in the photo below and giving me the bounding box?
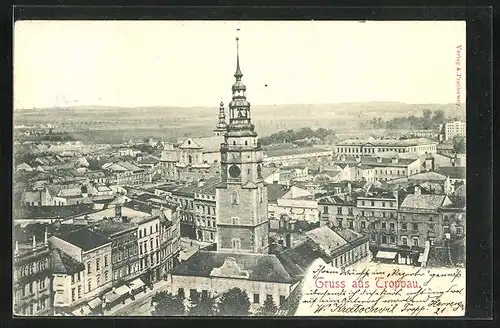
[335,138,437,156]
[216,37,269,254]
[443,120,466,141]
[13,237,52,316]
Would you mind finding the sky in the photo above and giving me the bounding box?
[13,20,466,109]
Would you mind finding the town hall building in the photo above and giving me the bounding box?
[170,34,295,310]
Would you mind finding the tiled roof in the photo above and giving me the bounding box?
[55,227,111,251]
[171,250,294,283]
[337,137,436,147]
[93,219,137,237]
[400,194,447,211]
[51,248,85,274]
[13,204,95,220]
[407,172,448,181]
[266,184,289,203]
[264,146,331,157]
[276,239,331,281]
[305,226,348,253]
[437,166,466,179]
[117,161,143,172]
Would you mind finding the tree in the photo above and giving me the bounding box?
[151,292,185,316]
[256,297,279,316]
[217,287,251,316]
[453,136,466,154]
[188,291,217,316]
[432,110,446,126]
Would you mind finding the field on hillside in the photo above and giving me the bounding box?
[13,102,465,144]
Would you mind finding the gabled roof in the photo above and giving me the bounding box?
[178,138,203,150]
[171,250,294,283]
[51,248,85,274]
[400,194,449,211]
[55,227,111,252]
[437,166,466,179]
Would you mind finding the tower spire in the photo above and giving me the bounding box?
[234,30,243,80]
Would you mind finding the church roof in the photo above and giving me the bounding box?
[171,250,294,284]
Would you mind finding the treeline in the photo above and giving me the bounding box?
[259,127,337,146]
[368,109,447,130]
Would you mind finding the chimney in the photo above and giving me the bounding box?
[414,186,421,195]
[285,234,292,248]
[377,156,382,163]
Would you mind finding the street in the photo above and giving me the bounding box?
[108,281,170,316]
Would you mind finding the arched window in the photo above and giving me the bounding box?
[231,238,241,251]
[231,217,240,225]
[233,141,236,145]
[231,190,239,205]
[245,141,248,146]
[88,279,92,292]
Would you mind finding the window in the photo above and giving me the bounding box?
[370,222,376,229]
[381,222,386,229]
[382,235,387,244]
[105,271,109,282]
[390,222,395,230]
[371,212,375,217]
[429,224,435,231]
[253,294,260,304]
[429,216,433,221]
[348,208,353,215]
[190,289,197,299]
[77,286,82,299]
[96,259,100,271]
[156,223,159,232]
[231,217,239,225]
[29,282,34,294]
[150,226,153,235]
[361,211,365,217]
[71,288,76,302]
[150,239,154,250]
[361,221,366,228]
[337,218,343,227]
[104,255,108,267]
[412,237,419,247]
[402,223,407,231]
[87,262,91,274]
[362,201,365,206]
[231,238,241,251]
[71,274,75,284]
[96,275,100,286]
[348,220,354,229]
[401,236,408,246]
[323,206,329,214]
[412,223,418,232]
[371,201,375,206]
[139,230,142,238]
[266,294,273,302]
[139,244,143,255]
[231,190,239,205]
[88,279,92,292]
[280,295,286,306]
[382,202,386,207]
[178,288,185,298]
[337,207,342,215]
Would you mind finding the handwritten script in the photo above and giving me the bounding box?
[295,262,465,316]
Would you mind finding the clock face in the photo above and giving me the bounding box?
[228,165,241,178]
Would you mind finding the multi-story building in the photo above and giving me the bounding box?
[333,155,421,182]
[335,138,437,156]
[132,215,161,286]
[318,194,357,229]
[443,120,466,141]
[193,178,220,243]
[356,191,399,248]
[92,209,140,285]
[397,188,453,263]
[50,227,113,302]
[157,203,181,278]
[13,235,52,316]
[438,197,466,243]
[102,161,152,185]
[167,182,198,239]
[51,248,86,312]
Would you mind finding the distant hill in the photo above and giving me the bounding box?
[13,102,466,143]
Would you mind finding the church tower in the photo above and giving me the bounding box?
[214,101,227,136]
[216,33,269,254]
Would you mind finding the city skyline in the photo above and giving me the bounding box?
[14,20,466,110]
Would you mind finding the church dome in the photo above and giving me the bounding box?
[232,81,246,91]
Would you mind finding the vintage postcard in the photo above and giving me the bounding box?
[13,20,466,317]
